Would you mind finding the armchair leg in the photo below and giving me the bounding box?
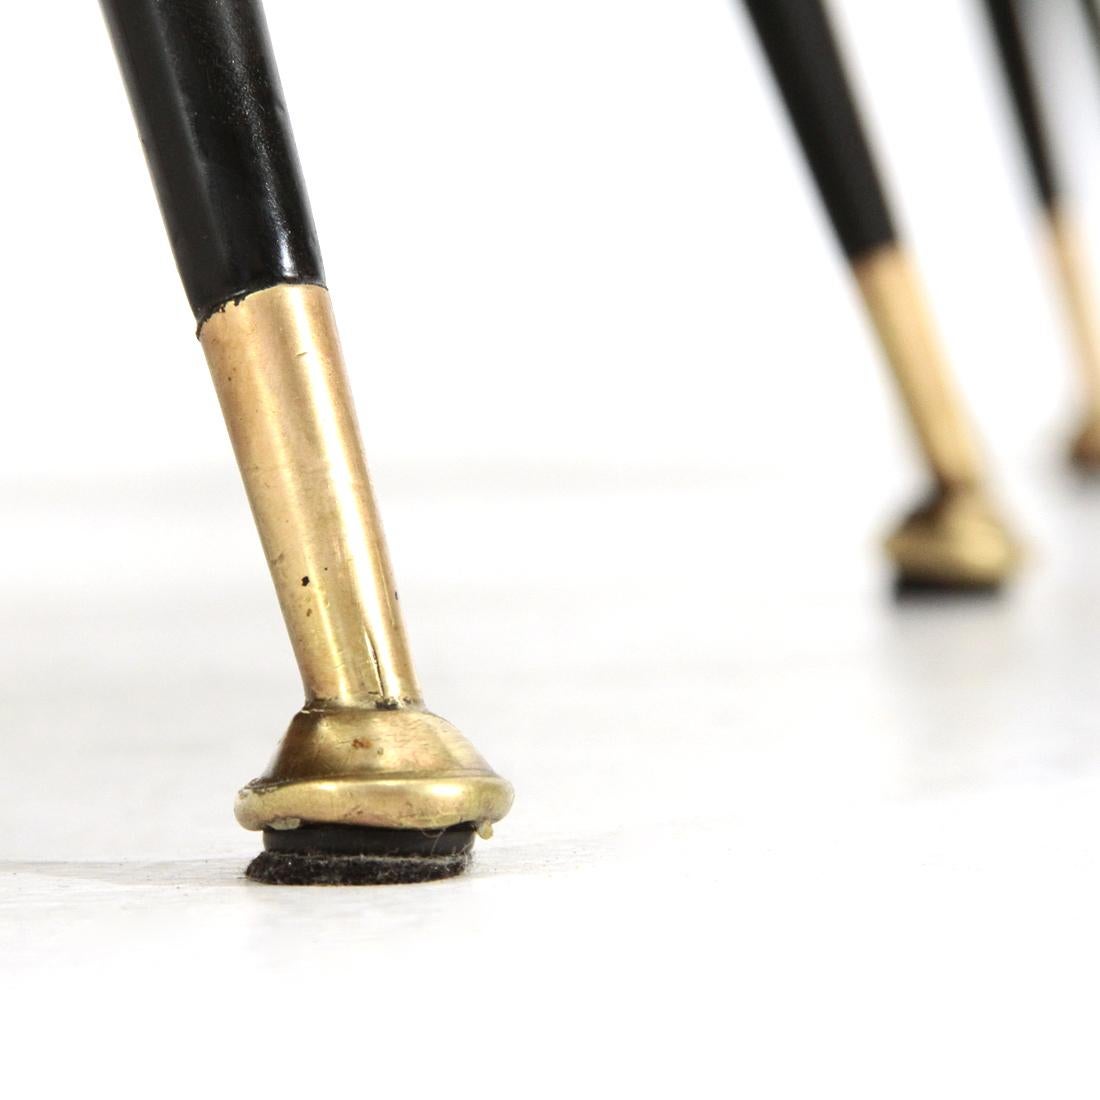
[101,0,512,883]
[743,0,1020,589]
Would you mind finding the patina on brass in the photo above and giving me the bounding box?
[200,284,513,835]
[1048,206,1100,469]
[852,243,1020,586]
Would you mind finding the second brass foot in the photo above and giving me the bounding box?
[1069,414,1100,472]
[885,489,1020,591]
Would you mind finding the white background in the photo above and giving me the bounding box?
[2,2,1100,1096]
[2,0,1098,480]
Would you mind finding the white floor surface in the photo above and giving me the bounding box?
[1,453,1097,1097]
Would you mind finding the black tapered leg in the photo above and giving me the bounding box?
[983,0,1100,469]
[741,0,1019,589]
[100,0,324,325]
[100,0,512,883]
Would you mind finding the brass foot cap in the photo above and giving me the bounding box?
[234,706,514,834]
[1069,415,1100,472]
[885,489,1020,590]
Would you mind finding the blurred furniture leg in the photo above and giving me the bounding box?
[101,0,512,883]
[983,0,1100,470]
[743,0,1019,590]
[1084,0,1100,55]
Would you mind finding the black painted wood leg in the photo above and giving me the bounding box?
[741,0,1019,590]
[100,0,512,883]
[982,0,1100,469]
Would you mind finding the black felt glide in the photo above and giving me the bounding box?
[247,824,477,885]
[101,2,482,886]
[100,0,325,324]
[742,0,896,260]
[982,0,1059,209]
[893,576,1002,600]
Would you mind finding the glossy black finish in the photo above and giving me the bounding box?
[101,0,325,324]
[983,0,1059,208]
[742,0,896,260]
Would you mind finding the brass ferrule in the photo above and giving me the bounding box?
[852,243,984,491]
[201,284,419,708]
[851,245,1019,585]
[1048,205,1100,409]
[201,284,512,834]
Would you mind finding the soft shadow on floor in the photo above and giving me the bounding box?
[0,858,247,888]
[0,838,607,890]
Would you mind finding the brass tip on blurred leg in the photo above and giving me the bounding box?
[1069,414,1100,472]
[1049,208,1100,472]
[852,244,1021,589]
[885,487,1020,591]
[200,285,512,883]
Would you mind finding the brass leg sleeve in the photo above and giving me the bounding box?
[1049,206,1100,406]
[1048,206,1100,468]
[201,284,419,707]
[851,243,984,491]
[201,284,512,837]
